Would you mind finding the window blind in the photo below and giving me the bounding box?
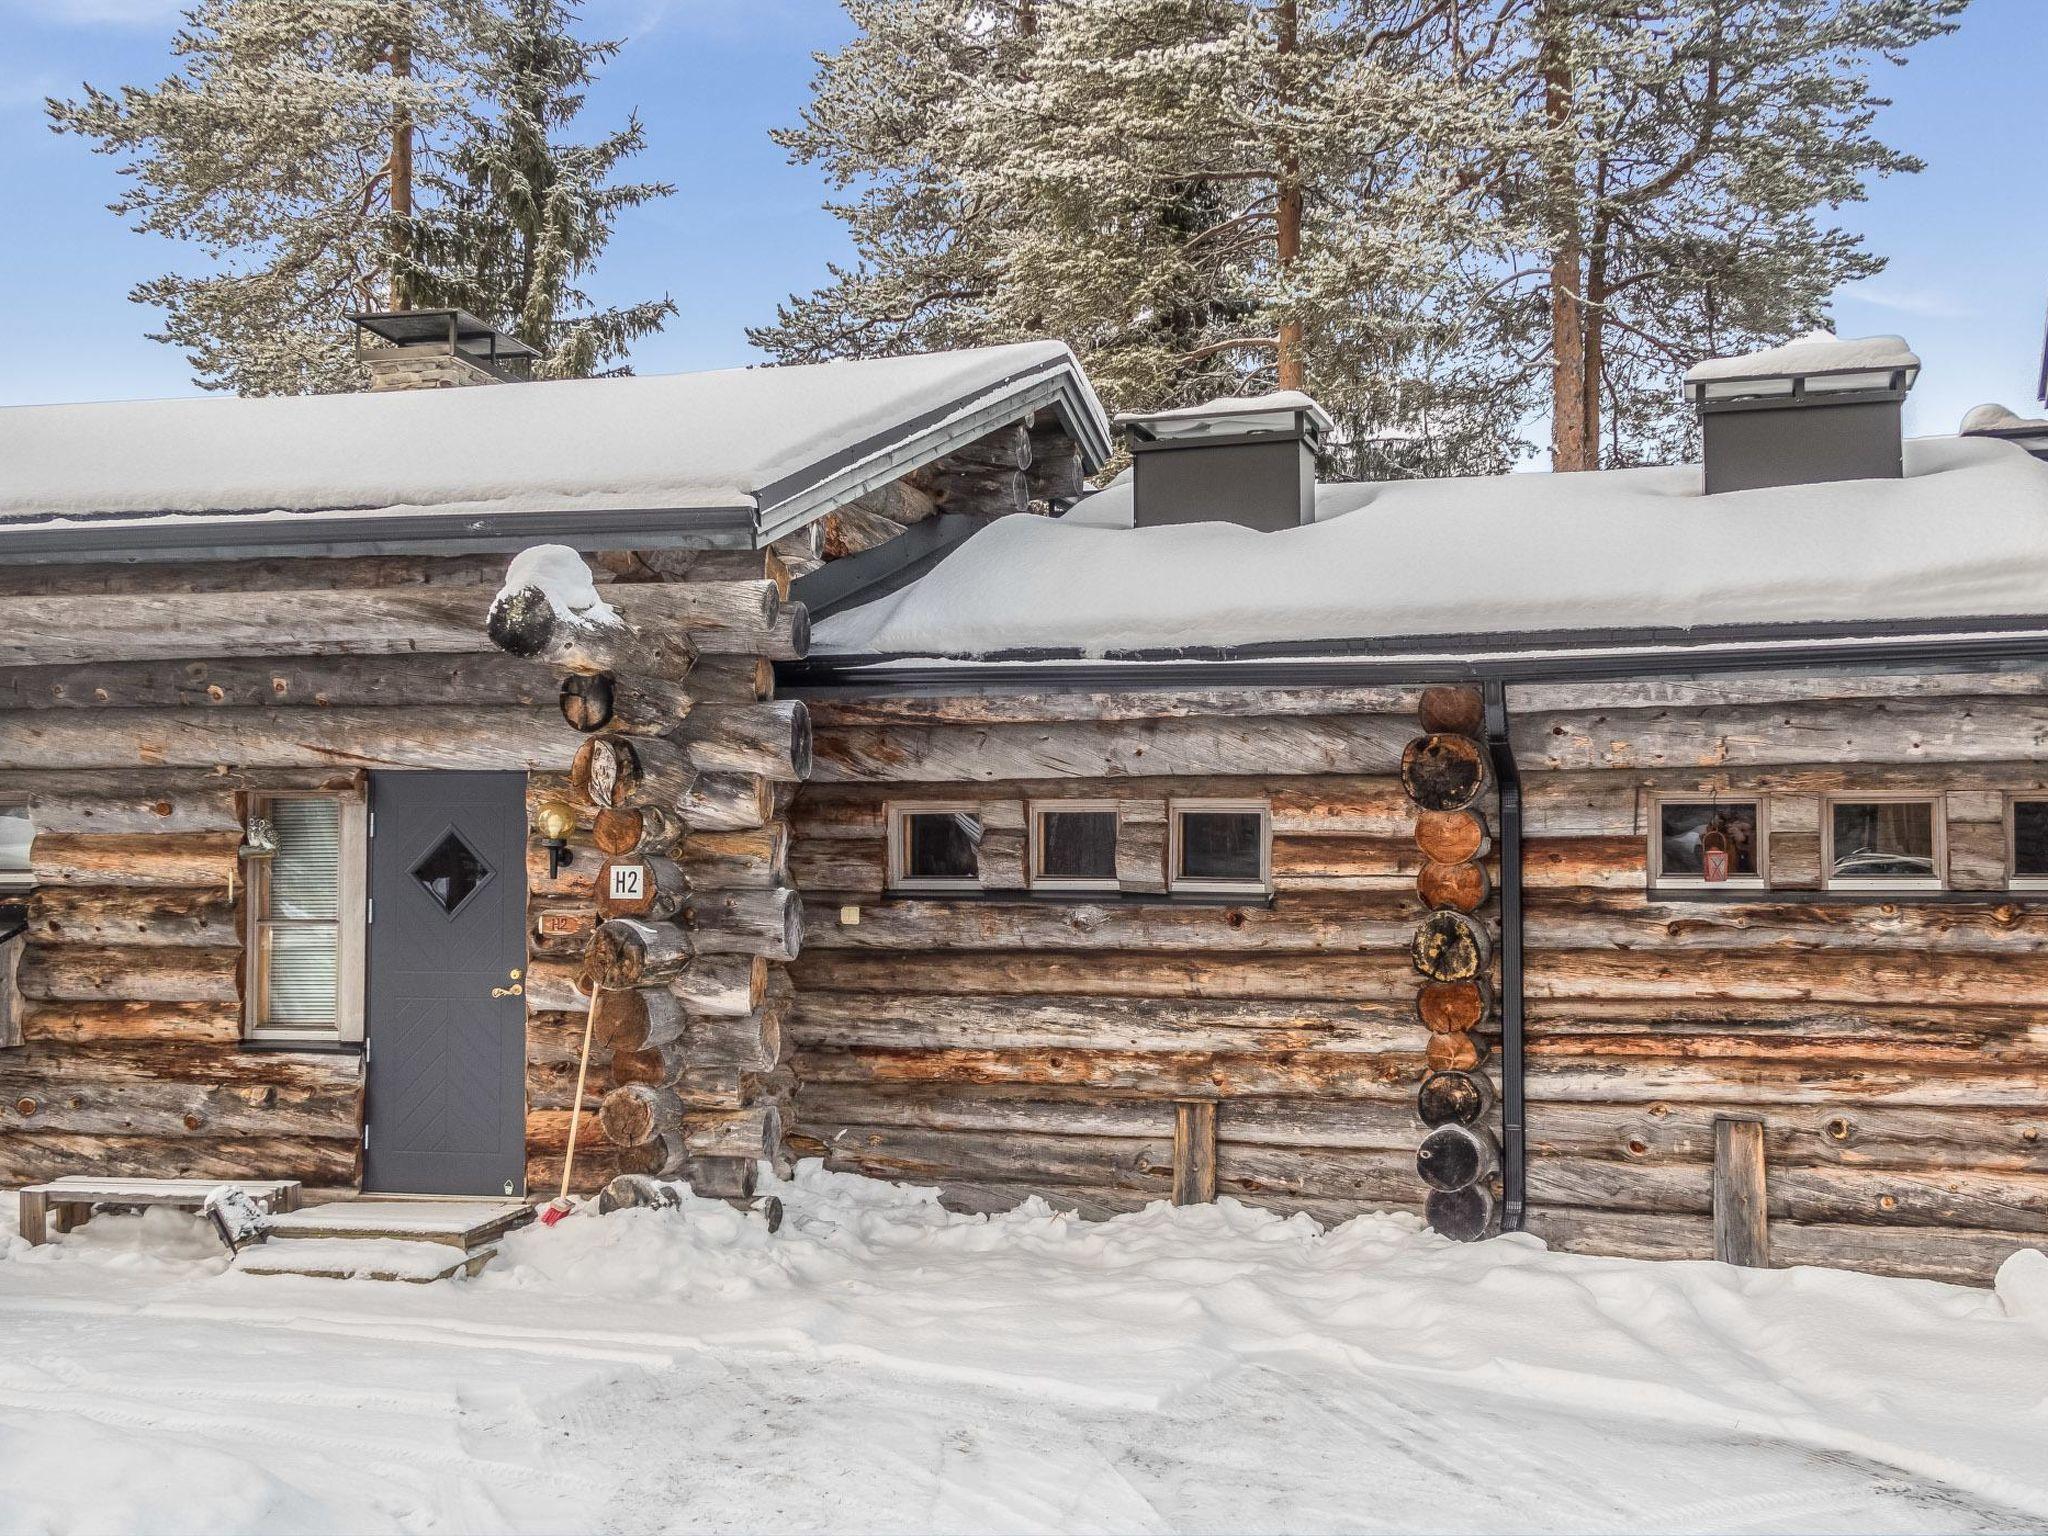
[259,798,341,1028]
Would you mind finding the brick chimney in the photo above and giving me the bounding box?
[349,310,539,392]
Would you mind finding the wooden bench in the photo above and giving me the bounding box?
[17,1177,303,1246]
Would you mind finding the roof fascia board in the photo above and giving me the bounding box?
[0,503,757,564]
[780,622,2048,693]
[752,363,1112,548]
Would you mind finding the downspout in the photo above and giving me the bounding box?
[1481,680,1527,1232]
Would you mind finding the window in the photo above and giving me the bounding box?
[2010,797,2048,889]
[1825,795,1943,890]
[0,804,31,892]
[247,794,365,1043]
[1169,800,1270,893]
[1030,803,1121,891]
[1649,798,1766,887]
[887,804,984,892]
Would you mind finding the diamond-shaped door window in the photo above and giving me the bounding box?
[410,828,492,916]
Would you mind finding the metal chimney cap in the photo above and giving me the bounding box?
[1684,331,1919,407]
[1119,390,1334,443]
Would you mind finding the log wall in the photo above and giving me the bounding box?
[1506,666,2048,1285]
[0,550,767,1194]
[788,686,1472,1223]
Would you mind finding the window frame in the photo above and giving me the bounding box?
[0,801,32,894]
[1167,798,1272,896]
[1822,791,1946,893]
[886,802,987,894]
[1646,794,1771,890]
[2007,794,2048,891]
[244,791,367,1046]
[1027,800,1123,893]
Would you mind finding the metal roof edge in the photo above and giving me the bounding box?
[0,503,759,564]
[779,615,2048,692]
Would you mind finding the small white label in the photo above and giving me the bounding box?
[608,864,647,902]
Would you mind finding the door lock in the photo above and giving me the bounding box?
[491,983,524,998]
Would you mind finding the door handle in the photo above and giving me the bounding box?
[491,983,524,998]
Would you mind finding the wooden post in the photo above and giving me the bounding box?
[1172,1099,1218,1206]
[18,1188,47,1246]
[1714,1116,1770,1268]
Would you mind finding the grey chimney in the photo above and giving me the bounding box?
[1685,332,1919,494]
[348,309,540,392]
[1118,394,1331,531]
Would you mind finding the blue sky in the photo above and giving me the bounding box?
[2,0,2041,439]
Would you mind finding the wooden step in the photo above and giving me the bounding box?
[263,1199,532,1250]
[233,1237,498,1283]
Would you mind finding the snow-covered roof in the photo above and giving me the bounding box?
[1685,331,1919,383]
[0,341,1109,562]
[814,435,2048,660]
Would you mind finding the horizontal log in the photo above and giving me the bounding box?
[586,919,696,989]
[669,955,768,1017]
[1515,698,2048,771]
[30,887,237,947]
[1526,889,2048,954]
[1525,946,2048,1007]
[23,789,240,836]
[1520,762,2048,838]
[1522,997,2045,1043]
[792,992,1425,1056]
[592,986,686,1052]
[0,1042,359,1094]
[0,651,551,712]
[0,587,503,666]
[19,999,242,1045]
[797,1045,1419,1100]
[561,672,695,735]
[0,552,517,598]
[791,775,1415,839]
[1526,1100,2048,1174]
[1271,835,1425,889]
[678,826,788,889]
[0,1132,356,1187]
[20,944,239,1002]
[1524,1057,2047,1108]
[598,1083,683,1148]
[688,887,803,963]
[791,949,1421,1002]
[683,1104,781,1161]
[2,707,578,772]
[1508,668,2048,713]
[1,1077,356,1138]
[489,567,780,667]
[821,504,910,561]
[811,716,1413,783]
[801,891,1421,953]
[593,855,690,922]
[679,773,775,831]
[803,687,1425,728]
[669,700,811,781]
[31,834,238,888]
[571,734,696,812]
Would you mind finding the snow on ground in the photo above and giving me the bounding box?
[3,1169,2047,1535]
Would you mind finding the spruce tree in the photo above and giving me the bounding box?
[411,0,677,377]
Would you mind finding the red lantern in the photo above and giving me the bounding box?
[1701,827,1731,883]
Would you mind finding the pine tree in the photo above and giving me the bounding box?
[756,2,1538,477]
[1494,0,1968,470]
[50,0,475,395]
[410,0,677,378]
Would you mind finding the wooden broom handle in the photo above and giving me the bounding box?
[558,983,602,1205]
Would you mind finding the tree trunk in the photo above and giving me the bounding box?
[1274,0,1304,392]
[1543,11,1590,473]
[389,39,412,312]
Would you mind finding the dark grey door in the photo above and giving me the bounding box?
[364,771,528,1196]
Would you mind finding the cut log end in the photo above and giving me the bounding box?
[1416,978,1491,1035]
[1416,1122,1500,1193]
[596,1083,682,1149]
[1401,734,1491,814]
[1411,910,1490,983]
[1414,809,1491,865]
[1417,858,1491,913]
[559,673,614,733]
[1425,1184,1496,1242]
[1418,685,1485,738]
[485,586,557,660]
[1417,1069,1496,1129]
[1425,1031,1487,1073]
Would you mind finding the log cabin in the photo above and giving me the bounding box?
[6,319,2048,1287]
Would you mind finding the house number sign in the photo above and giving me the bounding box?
[607,863,647,902]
